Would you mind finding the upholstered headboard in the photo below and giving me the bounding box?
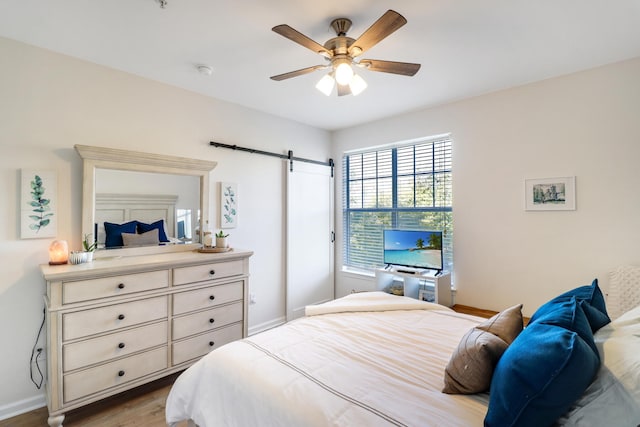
[608,265,640,320]
[95,193,177,247]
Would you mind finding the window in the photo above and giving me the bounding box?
[343,136,453,271]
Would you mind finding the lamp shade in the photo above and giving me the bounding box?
[334,62,354,86]
[48,240,69,265]
[315,74,335,96]
[349,74,368,96]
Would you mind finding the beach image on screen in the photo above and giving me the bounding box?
[383,230,443,270]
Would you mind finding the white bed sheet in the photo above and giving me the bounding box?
[166,293,640,426]
[166,293,490,427]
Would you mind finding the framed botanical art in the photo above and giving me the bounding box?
[20,169,58,238]
[525,176,576,211]
[220,182,237,228]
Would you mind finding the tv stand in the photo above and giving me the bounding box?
[374,268,452,306]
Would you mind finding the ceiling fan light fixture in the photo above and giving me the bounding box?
[349,74,367,96]
[334,61,354,86]
[315,74,335,96]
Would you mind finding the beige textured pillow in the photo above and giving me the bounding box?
[121,228,160,247]
[442,328,508,394]
[476,304,524,344]
[442,304,524,394]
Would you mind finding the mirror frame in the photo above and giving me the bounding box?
[75,144,217,257]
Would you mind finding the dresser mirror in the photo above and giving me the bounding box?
[75,145,217,257]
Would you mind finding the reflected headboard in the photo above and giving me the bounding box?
[95,193,178,247]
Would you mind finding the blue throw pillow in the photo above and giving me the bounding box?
[104,221,138,248]
[527,297,598,357]
[554,279,608,316]
[484,323,600,427]
[578,300,611,332]
[137,219,169,243]
[532,279,611,333]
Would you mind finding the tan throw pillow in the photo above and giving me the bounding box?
[442,304,524,394]
[476,304,524,344]
[121,228,160,247]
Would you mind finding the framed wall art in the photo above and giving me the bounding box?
[220,182,237,228]
[20,169,58,238]
[525,176,576,211]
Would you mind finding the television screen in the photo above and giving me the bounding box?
[383,229,443,271]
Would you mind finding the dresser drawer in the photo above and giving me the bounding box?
[172,323,242,366]
[62,296,167,341]
[63,270,169,304]
[63,321,167,372]
[173,282,243,316]
[172,301,243,340]
[173,260,244,285]
[63,346,167,403]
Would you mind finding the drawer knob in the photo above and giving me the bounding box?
[118,370,125,377]
[209,270,216,275]
[209,318,215,324]
[209,341,215,347]
[118,342,125,349]
[209,295,215,300]
[118,314,125,320]
[118,283,125,289]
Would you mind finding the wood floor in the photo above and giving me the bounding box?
[0,373,186,427]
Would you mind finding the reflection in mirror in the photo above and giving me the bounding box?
[75,144,217,258]
[95,169,201,249]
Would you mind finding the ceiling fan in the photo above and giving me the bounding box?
[270,9,421,96]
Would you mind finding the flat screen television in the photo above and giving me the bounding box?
[383,229,443,272]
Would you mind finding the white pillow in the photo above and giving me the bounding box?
[558,304,640,425]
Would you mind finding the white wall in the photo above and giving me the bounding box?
[0,37,330,417]
[333,57,640,317]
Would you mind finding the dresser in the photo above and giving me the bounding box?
[40,249,252,427]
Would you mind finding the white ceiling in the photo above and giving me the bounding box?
[1,0,639,131]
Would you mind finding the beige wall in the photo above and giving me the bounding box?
[0,37,331,416]
[333,57,640,316]
[3,32,640,419]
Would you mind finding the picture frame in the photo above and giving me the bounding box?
[220,182,237,228]
[525,176,576,211]
[20,169,58,238]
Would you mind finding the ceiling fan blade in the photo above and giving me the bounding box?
[359,59,421,76]
[337,84,352,97]
[349,10,407,57]
[272,24,333,58]
[270,65,327,81]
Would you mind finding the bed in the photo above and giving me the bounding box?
[165,267,640,427]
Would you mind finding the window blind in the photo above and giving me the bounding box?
[343,136,453,271]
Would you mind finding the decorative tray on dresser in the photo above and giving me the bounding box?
[40,248,252,427]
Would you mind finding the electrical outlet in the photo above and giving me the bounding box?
[249,293,256,305]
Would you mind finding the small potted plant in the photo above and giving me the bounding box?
[215,230,229,249]
[82,233,97,262]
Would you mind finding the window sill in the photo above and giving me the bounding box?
[340,266,375,279]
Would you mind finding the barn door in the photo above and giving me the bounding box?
[286,161,334,320]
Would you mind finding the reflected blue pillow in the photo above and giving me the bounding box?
[528,296,598,357]
[137,219,169,243]
[104,221,138,248]
[484,323,600,427]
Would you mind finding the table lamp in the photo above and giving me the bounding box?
[48,240,69,265]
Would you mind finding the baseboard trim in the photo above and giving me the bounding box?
[0,393,46,421]
[248,316,286,336]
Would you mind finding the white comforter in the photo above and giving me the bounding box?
[166,292,490,426]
